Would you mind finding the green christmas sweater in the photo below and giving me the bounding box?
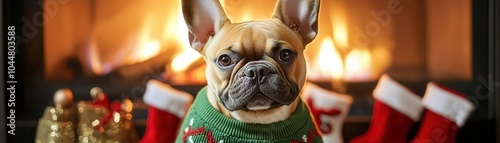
[175,87,323,143]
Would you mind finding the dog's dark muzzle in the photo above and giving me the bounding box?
[220,61,299,111]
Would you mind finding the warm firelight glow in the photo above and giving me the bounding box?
[45,0,391,84]
[168,49,205,85]
[135,40,161,63]
[220,0,277,23]
[319,38,344,79]
[164,0,205,84]
[167,7,203,73]
[333,19,348,49]
[171,51,202,73]
[307,8,378,83]
[344,49,372,81]
[87,40,109,75]
[307,37,344,81]
[238,11,253,23]
[371,46,391,79]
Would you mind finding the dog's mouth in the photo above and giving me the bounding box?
[222,86,297,111]
[244,92,278,111]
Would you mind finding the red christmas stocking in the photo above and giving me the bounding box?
[350,74,424,143]
[139,80,193,143]
[302,82,353,143]
[410,83,474,143]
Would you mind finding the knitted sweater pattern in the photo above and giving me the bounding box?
[175,87,322,143]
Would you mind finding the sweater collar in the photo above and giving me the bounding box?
[193,87,313,140]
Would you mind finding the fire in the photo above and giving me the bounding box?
[344,49,373,81]
[305,0,381,83]
[167,7,202,73]
[171,51,202,73]
[164,0,205,85]
[129,21,164,65]
[308,38,375,82]
[87,40,109,75]
[73,0,385,85]
[333,23,348,49]
[332,12,348,49]
[308,37,344,81]
[167,51,205,85]
[134,40,161,63]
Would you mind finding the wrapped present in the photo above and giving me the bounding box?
[35,88,76,143]
[77,87,138,143]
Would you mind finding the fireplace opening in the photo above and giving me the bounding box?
[44,0,473,84]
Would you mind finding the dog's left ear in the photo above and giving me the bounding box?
[182,0,230,53]
[272,0,320,45]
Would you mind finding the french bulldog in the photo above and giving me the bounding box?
[176,0,322,142]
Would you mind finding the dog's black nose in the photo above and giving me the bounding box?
[245,65,270,82]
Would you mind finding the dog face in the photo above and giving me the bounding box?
[182,0,319,123]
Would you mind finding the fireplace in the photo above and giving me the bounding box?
[2,0,499,142]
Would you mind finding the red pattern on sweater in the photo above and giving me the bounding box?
[289,129,320,143]
[182,126,206,142]
[181,125,321,143]
[206,131,216,143]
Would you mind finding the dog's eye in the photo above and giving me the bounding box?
[279,49,294,62]
[218,54,233,67]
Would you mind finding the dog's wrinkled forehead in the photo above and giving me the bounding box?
[204,20,304,59]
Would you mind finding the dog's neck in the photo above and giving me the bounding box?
[206,88,299,124]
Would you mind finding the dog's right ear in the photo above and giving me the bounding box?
[182,0,230,53]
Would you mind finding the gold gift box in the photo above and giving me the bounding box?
[76,100,138,143]
[35,88,137,143]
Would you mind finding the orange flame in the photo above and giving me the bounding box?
[344,49,372,81]
[332,16,348,49]
[167,6,202,73]
[307,37,344,81]
[164,0,205,84]
[134,40,161,63]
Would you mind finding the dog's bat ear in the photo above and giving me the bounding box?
[182,0,230,53]
[272,0,320,45]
